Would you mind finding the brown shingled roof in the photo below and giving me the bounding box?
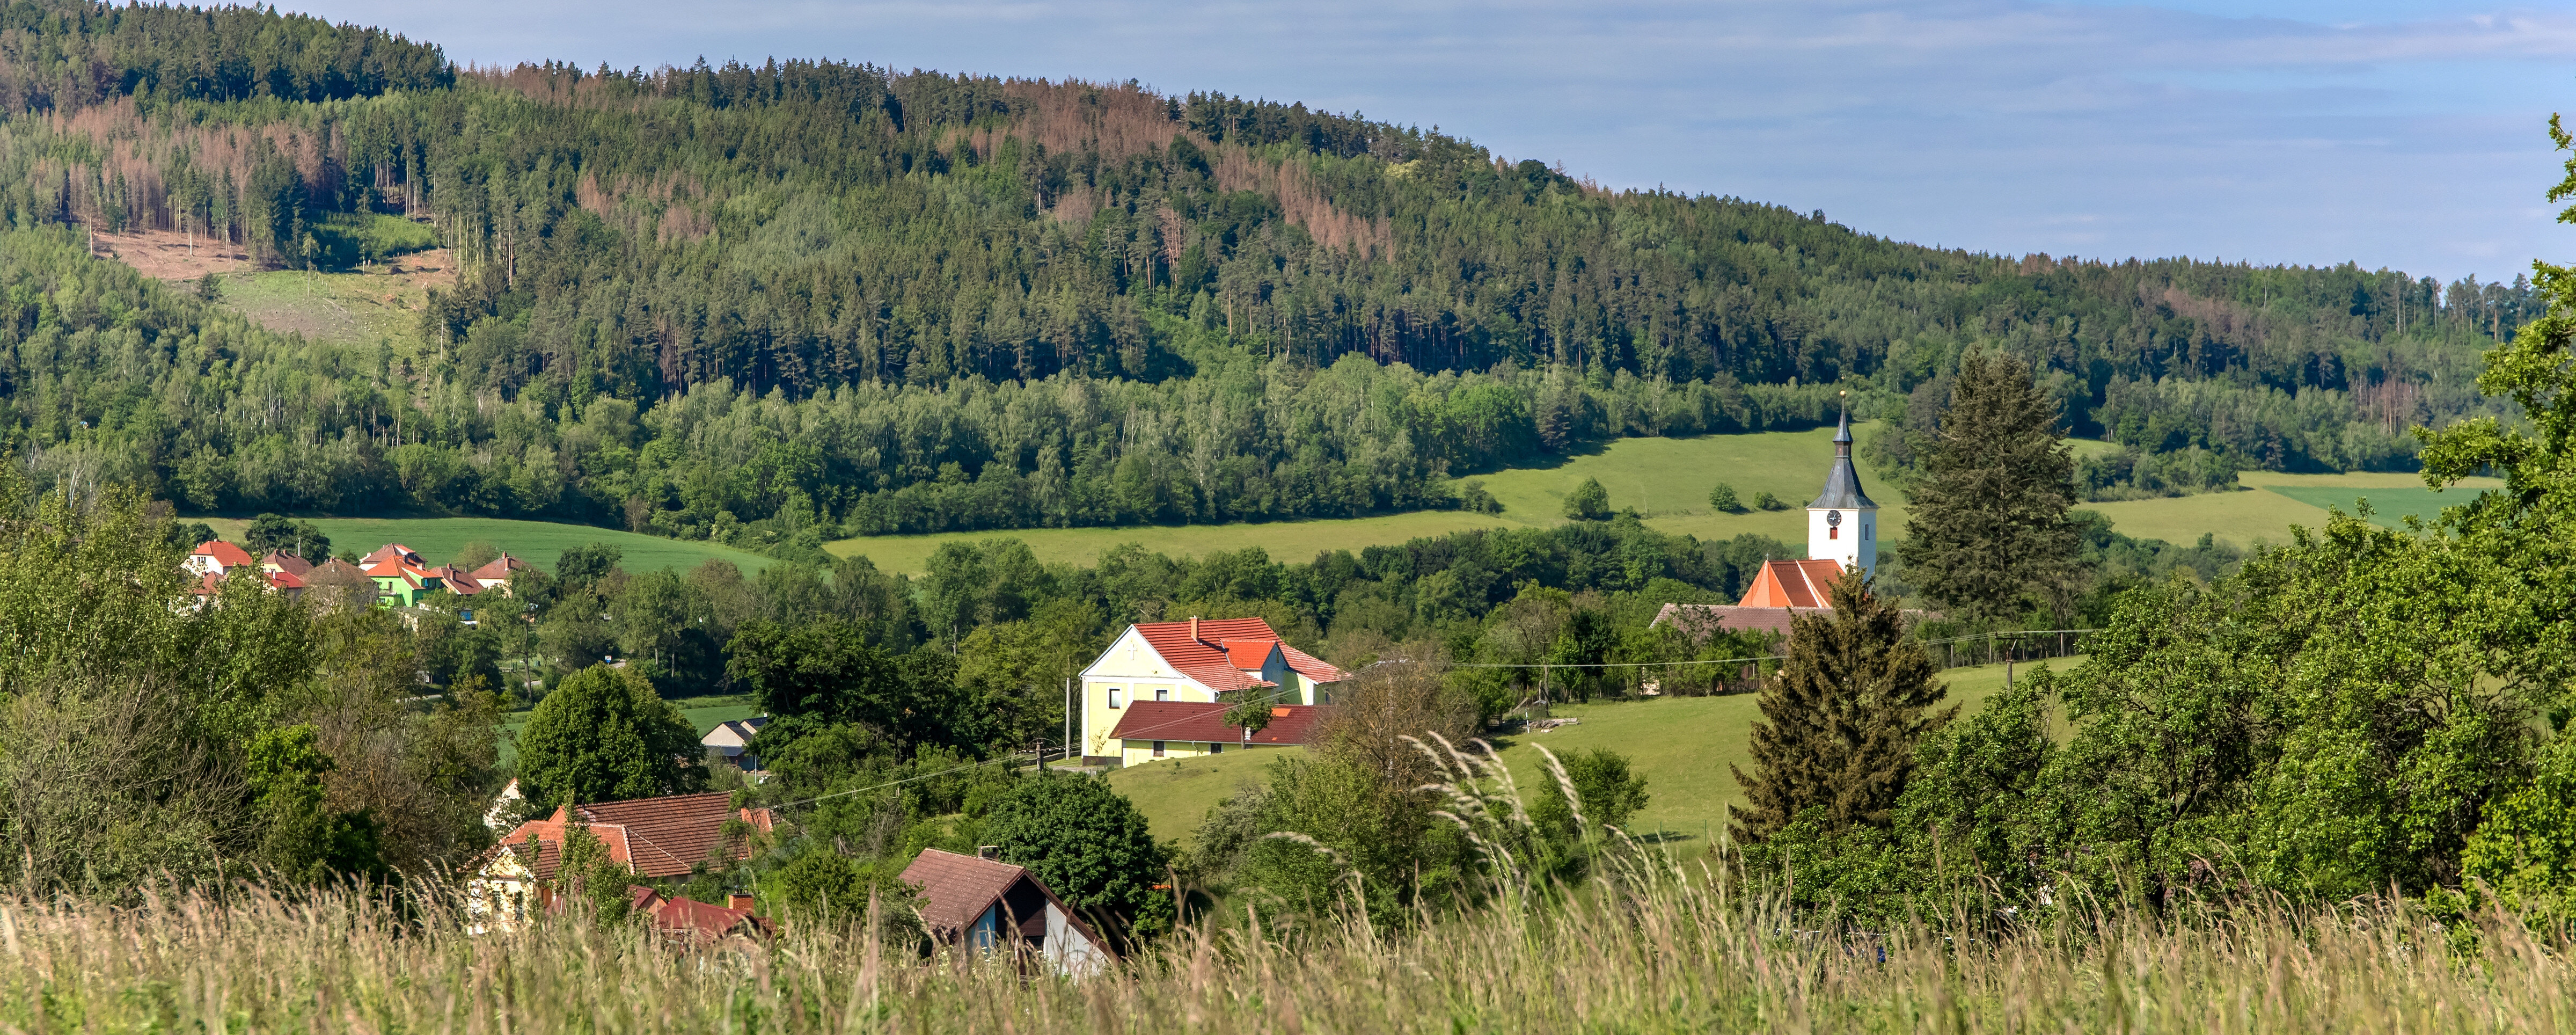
[1107,701,1329,746]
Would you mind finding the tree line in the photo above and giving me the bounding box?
[0,0,2529,544]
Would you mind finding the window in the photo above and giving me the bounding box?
[1151,741,1166,757]
[1211,742,1224,754]
[1154,687,1170,701]
[1108,688,1122,709]
[1829,526,1839,540]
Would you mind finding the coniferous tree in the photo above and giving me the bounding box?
[1729,568,1951,843]
[1900,354,2081,623]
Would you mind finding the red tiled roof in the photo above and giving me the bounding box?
[193,541,253,567]
[1107,701,1329,746]
[267,569,305,591]
[1278,644,1350,684]
[566,792,775,878]
[627,886,774,942]
[1738,559,1846,608]
[1133,618,1351,690]
[363,543,421,565]
[1220,639,1276,668]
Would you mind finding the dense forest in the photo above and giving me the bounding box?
[0,0,2533,546]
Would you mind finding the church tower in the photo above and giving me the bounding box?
[1806,402,1877,577]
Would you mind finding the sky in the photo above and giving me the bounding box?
[296,0,2576,282]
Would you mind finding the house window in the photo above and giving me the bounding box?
[1211,742,1223,754]
[1830,527,1839,540]
[1151,741,1166,757]
[1154,687,1170,701]
[1108,688,1122,708]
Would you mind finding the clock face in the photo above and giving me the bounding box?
[1826,510,1842,527]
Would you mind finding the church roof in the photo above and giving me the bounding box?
[1808,409,1877,510]
[1738,559,1846,608]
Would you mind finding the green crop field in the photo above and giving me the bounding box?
[830,425,1892,573]
[198,515,774,575]
[828,424,2500,573]
[1108,657,2056,850]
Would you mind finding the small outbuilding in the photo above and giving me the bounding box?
[900,847,1115,976]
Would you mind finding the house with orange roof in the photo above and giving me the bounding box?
[184,540,254,578]
[1076,616,1349,766]
[463,791,776,935]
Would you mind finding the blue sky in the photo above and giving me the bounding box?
[302,0,2576,281]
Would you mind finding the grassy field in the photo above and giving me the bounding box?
[826,424,2495,573]
[1110,658,2057,850]
[2087,469,2501,548]
[830,426,1885,573]
[198,515,773,575]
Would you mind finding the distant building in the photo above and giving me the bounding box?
[901,847,1114,976]
[1104,701,1329,768]
[1075,616,1349,766]
[464,792,775,935]
[184,540,253,578]
[701,717,770,770]
[624,885,775,946]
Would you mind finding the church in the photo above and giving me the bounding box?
[1650,405,1885,640]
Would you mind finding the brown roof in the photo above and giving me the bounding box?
[260,552,314,577]
[1651,602,1942,644]
[470,552,532,581]
[568,792,776,878]
[627,886,774,943]
[898,848,1115,956]
[1107,701,1329,746]
[901,848,1028,934]
[485,792,776,880]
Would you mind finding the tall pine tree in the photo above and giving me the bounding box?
[1900,353,2081,623]
[1729,568,1952,843]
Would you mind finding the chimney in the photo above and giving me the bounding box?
[727,893,755,912]
[1190,616,1199,643]
[977,845,1001,861]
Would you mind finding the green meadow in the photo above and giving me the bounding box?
[1109,657,2050,850]
[199,515,774,574]
[828,424,2497,573]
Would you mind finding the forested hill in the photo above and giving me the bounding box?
[0,1,2538,546]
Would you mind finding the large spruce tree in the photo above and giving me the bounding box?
[1729,568,1951,843]
[1900,354,2081,622]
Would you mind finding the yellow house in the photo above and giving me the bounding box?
[1077,616,1348,767]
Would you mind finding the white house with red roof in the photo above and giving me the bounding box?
[184,540,253,578]
[1077,616,1349,767]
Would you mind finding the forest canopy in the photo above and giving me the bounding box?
[0,0,2528,548]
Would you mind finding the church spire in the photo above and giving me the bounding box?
[1807,394,1876,511]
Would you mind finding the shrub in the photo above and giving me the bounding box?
[1708,482,1743,512]
[1563,478,1612,521]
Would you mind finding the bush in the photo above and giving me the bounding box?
[1753,491,1787,511]
[978,774,1173,943]
[1460,479,1503,514]
[1563,478,1612,521]
[1708,482,1743,512]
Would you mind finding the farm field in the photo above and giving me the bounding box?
[1107,657,2058,850]
[829,426,1892,573]
[826,424,2491,573]
[197,515,774,575]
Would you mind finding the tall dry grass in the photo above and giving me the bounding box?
[1,866,2569,1033]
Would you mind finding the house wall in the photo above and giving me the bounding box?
[1043,901,1111,978]
[1079,626,1211,761]
[1117,738,1243,767]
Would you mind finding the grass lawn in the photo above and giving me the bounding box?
[497,695,760,768]
[2084,470,2502,549]
[198,515,773,575]
[1104,746,1308,850]
[828,425,1893,573]
[1103,658,2068,850]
